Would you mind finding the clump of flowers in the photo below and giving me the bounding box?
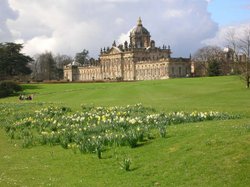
[4,104,239,157]
[120,157,132,171]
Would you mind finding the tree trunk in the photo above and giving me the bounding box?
[247,75,250,88]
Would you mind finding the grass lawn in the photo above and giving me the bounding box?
[0,76,249,186]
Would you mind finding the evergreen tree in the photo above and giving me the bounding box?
[75,49,89,66]
[0,42,32,80]
[208,60,221,76]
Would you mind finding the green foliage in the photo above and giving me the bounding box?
[0,42,32,79]
[208,60,221,76]
[75,49,89,65]
[0,80,22,98]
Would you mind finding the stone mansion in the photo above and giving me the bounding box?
[64,18,191,81]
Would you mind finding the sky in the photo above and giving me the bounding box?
[0,0,250,58]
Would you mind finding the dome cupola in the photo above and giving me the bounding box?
[130,17,151,48]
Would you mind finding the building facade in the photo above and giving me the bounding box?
[64,18,191,81]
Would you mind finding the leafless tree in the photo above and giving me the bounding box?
[54,54,73,79]
[54,54,73,69]
[226,27,250,88]
[31,52,57,81]
[193,45,225,76]
[30,52,73,81]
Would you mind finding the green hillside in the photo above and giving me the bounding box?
[2,76,250,113]
[0,76,249,186]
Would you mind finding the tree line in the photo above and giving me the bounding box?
[0,44,95,81]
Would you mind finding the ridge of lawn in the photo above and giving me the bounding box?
[1,76,250,114]
[0,76,249,186]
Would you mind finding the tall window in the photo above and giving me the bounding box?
[179,67,182,76]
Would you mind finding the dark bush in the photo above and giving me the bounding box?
[208,60,221,76]
[0,81,22,98]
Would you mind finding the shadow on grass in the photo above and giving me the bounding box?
[135,140,153,148]
[101,155,113,159]
[129,166,139,171]
[21,84,42,90]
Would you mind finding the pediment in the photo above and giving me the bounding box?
[107,47,122,55]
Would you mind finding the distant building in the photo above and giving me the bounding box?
[191,47,248,77]
[64,18,191,81]
[223,47,248,74]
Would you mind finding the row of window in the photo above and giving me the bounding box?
[77,67,186,75]
[79,70,100,74]
[136,68,163,77]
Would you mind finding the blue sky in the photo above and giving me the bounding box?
[208,0,250,25]
[1,0,250,57]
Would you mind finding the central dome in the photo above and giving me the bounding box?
[130,17,151,48]
[131,17,150,35]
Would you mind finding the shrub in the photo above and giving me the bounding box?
[0,81,22,98]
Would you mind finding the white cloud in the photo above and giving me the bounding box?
[0,0,18,42]
[23,36,56,54]
[117,30,131,44]
[163,9,184,18]
[115,17,125,25]
[203,23,250,47]
[3,0,219,58]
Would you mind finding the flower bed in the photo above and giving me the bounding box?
[4,104,239,157]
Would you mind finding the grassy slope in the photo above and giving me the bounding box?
[2,76,250,114]
[0,76,249,186]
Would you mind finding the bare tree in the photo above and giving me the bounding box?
[30,54,40,80]
[193,45,225,76]
[54,54,73,69]
[32,52,57,81]
[226,27,250,88]
[54,54,73,79]
[31,53,73,81]
[239,29,250,88]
